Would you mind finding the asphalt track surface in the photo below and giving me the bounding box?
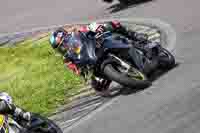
[1,0,200,133]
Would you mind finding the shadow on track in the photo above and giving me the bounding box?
[106,63,180,97]
[106,0,154,13]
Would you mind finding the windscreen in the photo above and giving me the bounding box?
[63,32,97,65]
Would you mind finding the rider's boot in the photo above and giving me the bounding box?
[91,77,111,97]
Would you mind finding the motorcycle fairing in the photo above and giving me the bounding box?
[128,47,146,71]
[103,37,131,49]
[99,31,131,49]
[76,32,98,65]
[79,38,98,65]
[102,35,146,71]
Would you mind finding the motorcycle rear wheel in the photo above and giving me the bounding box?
[158,47,175,69]
[118,0,134,5]
[103,0,113,3]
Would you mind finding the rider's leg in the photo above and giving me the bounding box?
[101,79,112,91]
[91,77,102,92]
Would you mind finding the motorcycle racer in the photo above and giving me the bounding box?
[0,92,31,120]
[0,92,31,133]
[49,20,157,96]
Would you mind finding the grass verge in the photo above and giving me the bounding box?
[0,35,85,116]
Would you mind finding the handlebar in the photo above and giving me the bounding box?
[95,31,112,39]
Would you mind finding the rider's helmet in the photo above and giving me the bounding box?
[0,92,12,104]
[49,28,68,49]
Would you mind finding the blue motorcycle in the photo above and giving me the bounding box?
[69,31,175,89]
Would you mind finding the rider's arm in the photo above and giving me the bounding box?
[105,21,148,42]
[63,53,80,75]
[0,99,30,121]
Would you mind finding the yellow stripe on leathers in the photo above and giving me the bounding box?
[0,115,5,127]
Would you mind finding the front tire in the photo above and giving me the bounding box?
[103,64,151,89]
[26,113,63,133]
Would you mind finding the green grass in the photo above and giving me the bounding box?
[0,36,84,116]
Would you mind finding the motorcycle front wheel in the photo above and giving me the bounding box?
[25,113,63,133]
[103,64,151,89]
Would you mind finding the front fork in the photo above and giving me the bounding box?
[108,54,131,73]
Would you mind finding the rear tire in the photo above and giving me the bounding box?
[103,0,113,3]
[103,64,151,89]
[158,48,175,69]
[118,0,132,5]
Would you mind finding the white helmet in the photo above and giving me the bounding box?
[88,22,105,32]
[0,92,12,104]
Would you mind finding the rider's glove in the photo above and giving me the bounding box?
[14,107,31,121]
